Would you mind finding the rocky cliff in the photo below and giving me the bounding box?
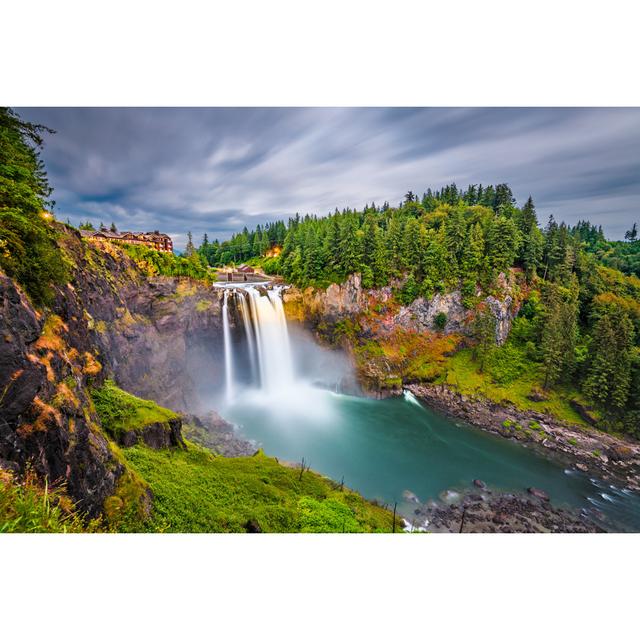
[0,227,225,516]
[284,271,521,345]
[283,271,522,396]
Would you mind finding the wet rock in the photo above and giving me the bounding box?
[118,418,186,449]
[402,490,420,503]
[527,487,550,501]
[420,488,604,533]
[182,412,257,457]
[607,444,634,462]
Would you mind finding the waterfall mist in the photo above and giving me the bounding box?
[213,284,353,422]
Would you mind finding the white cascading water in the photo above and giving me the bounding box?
[218,283,333,420]
[222,289,234,404]
[237,292,258,383]
[246,286,295,393]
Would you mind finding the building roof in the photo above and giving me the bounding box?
[81,227,172,247]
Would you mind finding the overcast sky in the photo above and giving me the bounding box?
[18,107,640,251]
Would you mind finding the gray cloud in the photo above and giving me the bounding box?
[17,107,640,250]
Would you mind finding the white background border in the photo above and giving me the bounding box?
[2,1,639,638]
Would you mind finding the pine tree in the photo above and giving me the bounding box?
[462,222,486,281]
[371,224,388,287]
[337,215,362,275]
[625,223,638,242]
[493,183,515,213]
[401,217,422,273]
[185,231,196,257]
[539,281,579,388]
[386,213,405,274]
[584,307,635,410]
[444,208,467,275]
[472,305,497,372]
[486,216,521,275]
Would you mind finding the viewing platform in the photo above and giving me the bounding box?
[216,264,278,283]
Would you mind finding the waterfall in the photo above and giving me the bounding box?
[216,282,335,422]
[246,286,295,393]
[219,284,295,402]
[222,289,234,404]
[238,292,258,384]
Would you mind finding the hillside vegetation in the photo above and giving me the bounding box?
[0,108,68,304]
[200,185,640,437]
[122,443,399,533]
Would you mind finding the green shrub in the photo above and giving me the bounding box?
[486,342,528,384]
[121,243,214,283]
[434,312,448,330]
[0,468,90,533]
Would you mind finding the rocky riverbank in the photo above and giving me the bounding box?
[404,484,604,533]
[407,383,640,493]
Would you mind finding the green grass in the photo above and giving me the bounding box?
[436,348,593,426]
[0,469,92,533]
[91,379,178,439]
[121,443,400,533]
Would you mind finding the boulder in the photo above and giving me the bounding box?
[607,444,634,462]
[527,487,550,501]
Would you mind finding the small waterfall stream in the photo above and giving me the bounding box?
[221,289,235,404]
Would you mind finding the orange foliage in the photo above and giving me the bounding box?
[83,352,102,376]
[593,292,640,318]
[35,315,68,352]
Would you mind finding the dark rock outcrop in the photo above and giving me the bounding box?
[408,489,605,533]
[1,227,225,516]
[0,273,122,517]
[118,418,186,449]
[182,412,257,457]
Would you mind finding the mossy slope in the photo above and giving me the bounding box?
[122,444,399,533]
[91,379,179,439]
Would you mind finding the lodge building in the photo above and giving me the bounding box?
[80,229,173,252]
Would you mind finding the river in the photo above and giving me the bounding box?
[216,282,640,532]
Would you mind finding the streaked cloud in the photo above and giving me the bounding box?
[18,107,640,249]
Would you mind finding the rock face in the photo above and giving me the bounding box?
[118,418,186,449]
[285,271,520,346]
[0,272,122,517]
[0,227,226,516]
[394,291,471,335]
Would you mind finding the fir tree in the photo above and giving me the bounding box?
[584,307,635,411]
[185,231,196,257]
[472,305,497,372]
